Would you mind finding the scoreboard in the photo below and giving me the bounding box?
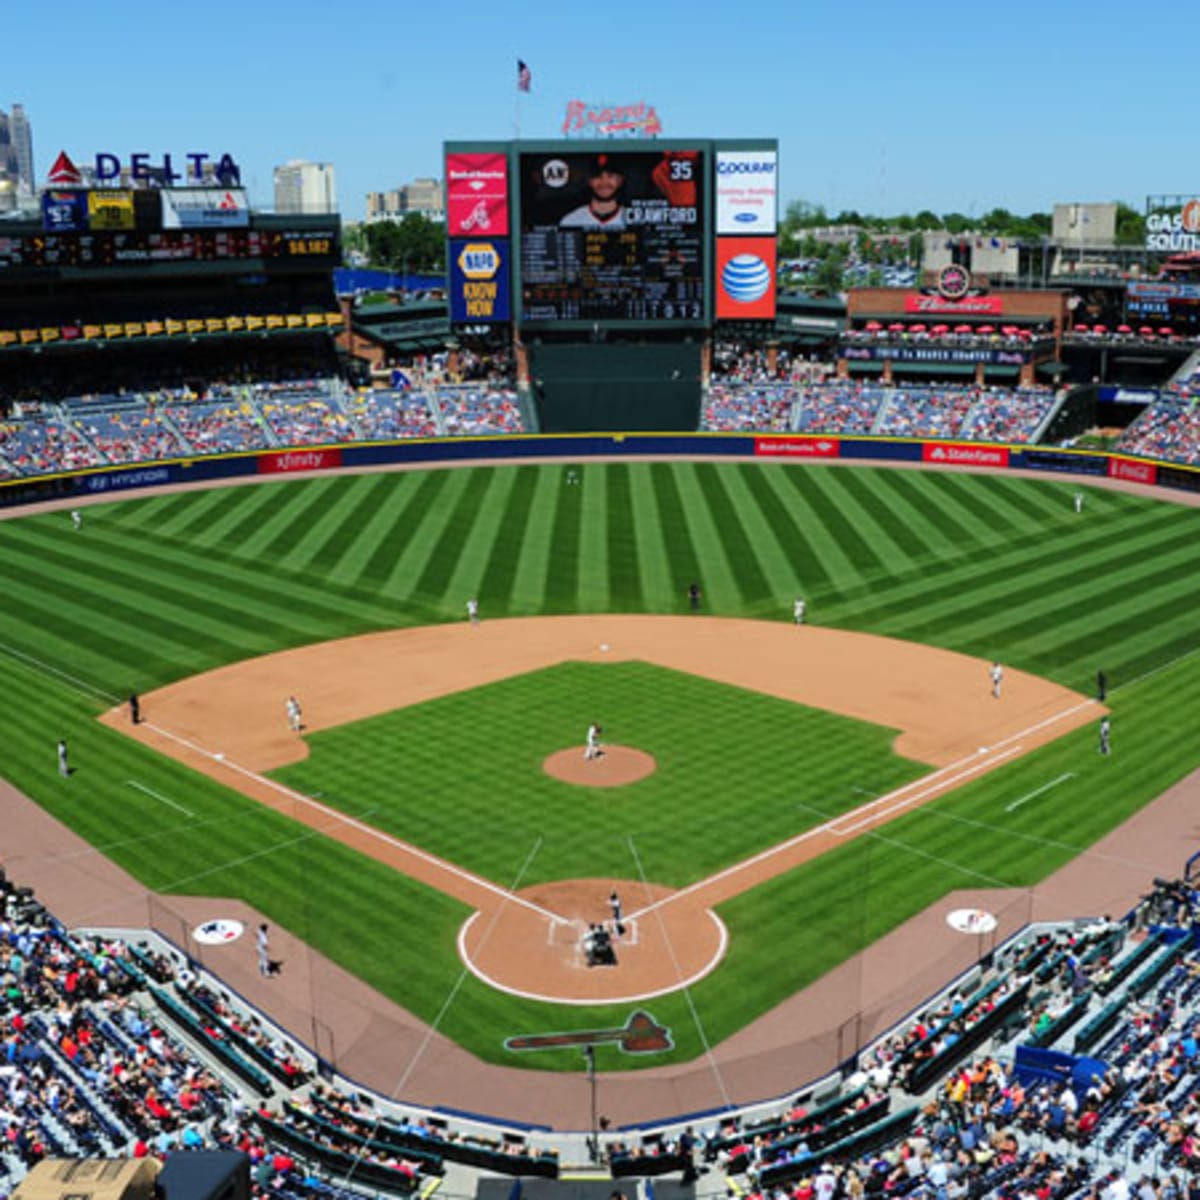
[0,227,338,271]
[445,138,779,331]
[518,149,705,323]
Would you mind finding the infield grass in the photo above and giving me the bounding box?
[1,462,1200,1071]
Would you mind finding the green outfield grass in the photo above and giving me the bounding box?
[1,461,1199,1072]
[271,660,926,888]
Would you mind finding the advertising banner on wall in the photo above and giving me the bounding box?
[716,237,777,320]
[842,345,1027,365]
[161,188,250,229]
[41,190,88,233]
[446,152,510,237]
[87,191,135,230]
[902,294,1004,315]
[716,150,777,234]
[448,239,511,323]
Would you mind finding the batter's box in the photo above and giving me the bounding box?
[546,918,639,947]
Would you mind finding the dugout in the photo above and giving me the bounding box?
[525,339,702,433]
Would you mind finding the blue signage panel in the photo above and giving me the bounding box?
[41,190,88,233]
[448,238,511,323]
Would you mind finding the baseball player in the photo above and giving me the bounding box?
[466,598,479,625]
[1074,491,1084,514]
[990,662,1004,700]
[57,739,70,778]
[70,509,82,531]
[1099,716,1111,756]
[584,722,603,761]
[286,696,302,732]
[793,597,806,625]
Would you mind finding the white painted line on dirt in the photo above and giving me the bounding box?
[456,909,730,1006]
[0,639,118,703]
[127,780,193,817]
[1005,773,1075,813]
[140,720,560,923]
[828,745,1024,836]
[630,697,1095,923]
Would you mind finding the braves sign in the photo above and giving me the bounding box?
[561,100,663,138]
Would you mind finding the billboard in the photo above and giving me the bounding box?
[448,239,511,323]
[42,190,88,233]
[518,147,705,323]
[87,191,135,231]
[161,188,250,229]
[716,236,776,320]
[446,153,510,237]
[1144,199,1200,252]
[716,150,777,234]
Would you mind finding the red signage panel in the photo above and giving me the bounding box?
[258,448,343,475]
[1108,457,1157,485]
[446,152,510,238]
[754,436,840,458]
[716,236,776,320]
[921,443,1010,468]
[902,294,1004,315]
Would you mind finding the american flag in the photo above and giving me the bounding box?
[517,59,532,92]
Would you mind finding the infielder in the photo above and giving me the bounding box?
[466,598,479,625]
[286,696,302,732]
[794,597,806,625]
[991,662,1004,700]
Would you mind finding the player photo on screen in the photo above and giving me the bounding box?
[518,149,706,324]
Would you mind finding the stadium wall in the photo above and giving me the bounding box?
[0,433,1191,509]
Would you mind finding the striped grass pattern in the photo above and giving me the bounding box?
[0,462,1198,1070]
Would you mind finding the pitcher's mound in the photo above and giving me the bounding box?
[544,745,657,788]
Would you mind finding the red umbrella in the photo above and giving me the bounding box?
[931,323,950,333]
[954,324,972,333]
[1001,325,1018,335]
[1017,329,1033,340]
[908,323,927,333]
[887,322,905,332]
[864,320,882,331]
[1138,326,1155,336]
[1117,324,1132,334]
[977,325,996,334]
[1159,326,1175,336]
[1093,323,1108,334]
[1073,323,1090,333]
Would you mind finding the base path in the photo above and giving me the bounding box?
[101,616,1097,1004]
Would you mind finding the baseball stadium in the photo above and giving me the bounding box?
[3,138,1200,1200]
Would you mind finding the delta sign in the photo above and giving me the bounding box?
[46,149,242,187]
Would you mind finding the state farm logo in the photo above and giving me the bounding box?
[923,443,1009,467]
[542,159,569,188]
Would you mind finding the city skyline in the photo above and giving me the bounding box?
[2,0,1190,223]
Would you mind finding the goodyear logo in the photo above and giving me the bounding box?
[457,243,500,279]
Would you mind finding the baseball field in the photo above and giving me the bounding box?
[3,458,1200,1077]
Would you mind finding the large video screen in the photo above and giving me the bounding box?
[518,148,706,323]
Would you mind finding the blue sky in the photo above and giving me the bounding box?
[3,0,1184,222]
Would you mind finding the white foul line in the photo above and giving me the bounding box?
[126,780,194,817]
[138,720,560,923]
[629,696,1098,923]
[1005,773,1075,813]
[0,638,118,703]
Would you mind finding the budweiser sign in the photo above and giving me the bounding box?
[903,295,1004,315]
[922,443,1010,468]
[561,99,663,138]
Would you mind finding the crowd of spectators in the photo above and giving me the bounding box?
[343,389,438,441]
[6,854,1200,1199]
[1116,396,1200,466]
[437,387,523,436]
[703,383,1058,443]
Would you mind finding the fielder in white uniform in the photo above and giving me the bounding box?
[584,722,603,761]
[991,662,1004,699]
[794,597,806,625]
[466,598,479,625]
[286,696,302,732]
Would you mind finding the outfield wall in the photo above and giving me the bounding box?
[0,432,1195,508]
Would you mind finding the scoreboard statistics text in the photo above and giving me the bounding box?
[518,149,705,324]
[0,228,337,271]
